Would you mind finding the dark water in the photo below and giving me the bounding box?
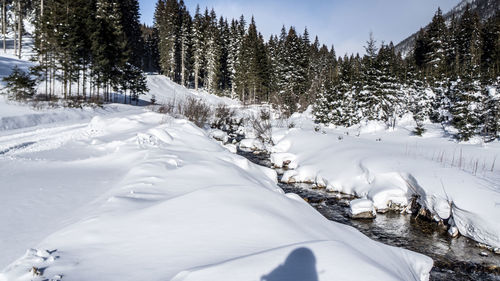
[237,149,500,281]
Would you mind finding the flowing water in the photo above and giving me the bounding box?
[237,149,500,281]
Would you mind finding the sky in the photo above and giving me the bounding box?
[138,0,460,56]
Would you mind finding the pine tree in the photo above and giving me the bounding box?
[277,26,308,114]
[425,8,448,79]
[450,5,483,141]
[178,0,191,87]
[204,9,220,93]
[480,12,500,82]
[191,5,205,90]
[91,0,129,101]
[155,0,180,80]
[377,43,403,127]
[2,66,36,100]
[120,0,144,69]
[359,32,381,120]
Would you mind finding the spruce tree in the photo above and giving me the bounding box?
[450,5,483,141]
[359,33,381,120]
[191,5,205,90]
[204,9,220,93]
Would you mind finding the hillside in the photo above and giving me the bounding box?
[395,0,500,56]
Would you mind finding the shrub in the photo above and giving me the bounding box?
[251,109,273,144]
[213,103,236,130]
[182,98,211,127]
[2,66,36,100]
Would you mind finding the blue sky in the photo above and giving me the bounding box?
[138,0,459,55]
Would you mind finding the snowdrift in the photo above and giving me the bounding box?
[0,110,432,281]
[270,110,500,249]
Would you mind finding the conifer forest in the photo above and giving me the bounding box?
[2,0,499,141]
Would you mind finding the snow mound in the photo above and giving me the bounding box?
[1,110,432,281]
[270,117,500,249]
[350,199,377,218]
[172,241,431,281]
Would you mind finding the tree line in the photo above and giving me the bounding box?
[1,0,29,59]
[3,0,148,104]
[152,1,499,141]
[152,0,336,114]
[315,6,499,141]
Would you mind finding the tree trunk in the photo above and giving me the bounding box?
[14,11,17,56]
[181,42,186,86]
[39,0,43,61]
[82,64,87,100]
[44,53,48,100]
[2,0,5,53]
[17,0,22,59]
[194,67,199,90]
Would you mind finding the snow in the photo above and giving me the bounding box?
[0,39,434,281]
[145,74,237,108]
[270,108,500,249]
[0,108,433,281]
[350,199,376,218]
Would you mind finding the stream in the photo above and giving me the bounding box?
[236,148,500,281]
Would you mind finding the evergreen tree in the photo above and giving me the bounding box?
[191,5,205,90]
[179,0,191,87]
[204,9,220,93]
[2,66,36,100]
[228,16,245,98]
[450,5,483,141]
[359,32,381,120]
[91,0,129,101]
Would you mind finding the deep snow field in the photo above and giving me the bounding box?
[0,39,498,281]
[0,83,432,281]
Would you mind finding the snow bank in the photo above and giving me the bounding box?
[350,199,376,219]
[270,114,500,249]
[1,110,432,281]
[0,102,132,131]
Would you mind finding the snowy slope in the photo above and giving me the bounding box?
[145,74,237,107]
[270,109,500,249]
[0,109,432,281]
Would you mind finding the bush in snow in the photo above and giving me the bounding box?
[2,66,36,101]
[212,104,237,130]
[250,109,273,144]
[181,98,212,127]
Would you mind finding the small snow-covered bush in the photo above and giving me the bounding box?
[2,66,36,101]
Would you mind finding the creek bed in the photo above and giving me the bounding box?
[237,148,500,281]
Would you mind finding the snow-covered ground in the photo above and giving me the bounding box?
[0,46,433,280]
[0,102,432,281]
[269,109,500,250]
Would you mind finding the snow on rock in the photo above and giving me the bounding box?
[209,129,229,143]
[270,114,500,249]
[350,199,376,219]
[270,152,297,169]
[223,143,237,153]
[239,138,265,151]
[0,110,433,281]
